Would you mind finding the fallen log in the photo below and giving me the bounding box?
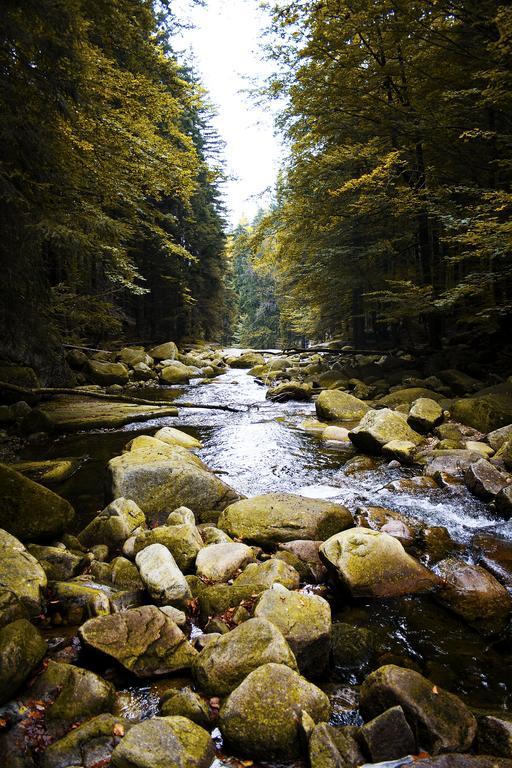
[0,381,245,413]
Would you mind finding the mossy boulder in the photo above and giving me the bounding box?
[109,440,241,525]
[160,363,195,384]
[464,459,509,500]
[195,542,255,583]
[218,493,353,546]
[0,529,47,614]
[154,426,202,450]
[111,716,214,768]
[160,687,210,728]
[408,398,444,433]
[452,389,512,433]
[267,381,312,402]
[320,528,439,598]
[359,664,477,754]
[42,713,130,768]
[229,352,266,368]
[316,390,370,421]
[117,347,153,368]
[149,341,178,361]
[193,617,298,696]
[378,388,445,407]
[349,409,423,454]
[0,619,47,704]
[233,559,300,590]
[197,583,265,621]
[309,722,365,768]
[434,558,511,635]
[79,605,197,677]
[219,663,331,758]
[135,543,191,606]
[0,464,75,542]
[35,660,115,726]
[361,705,416,761]
[8,457,85,486]
[133,524,203,573]
[78,497,146,549]
[254,585,331,677]
[27,544,87,581]
[0,588,28,629]
[85,359,129,385]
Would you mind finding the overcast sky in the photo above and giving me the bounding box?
[173,0,283,228]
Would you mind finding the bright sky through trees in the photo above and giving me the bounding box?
[174,0,282,227]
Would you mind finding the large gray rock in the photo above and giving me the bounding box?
[218,493,352,546]
[133,524,203,573]
[0,463,75,542]
[464,459,509,500]
[360,664,477,754]
[160,363,196,384]
[408,398,444,433]
[195,542,255,583]
[349,409,423,454]
[316,390,370,421]
[79,605,197,677]
[111,716,214,768]
[0,529,47,614]
[320,528,438,598]
[149,341,178,361]
[109,440,240,525]
[78,497,146,548]
[0,619,47,704]
[85,359,129,385]
[135,544,191,606]
[254,585,331,676]
[233,559,300,590]
[193,617,298,695]
[219,663,331,758]
[361,705,416,761]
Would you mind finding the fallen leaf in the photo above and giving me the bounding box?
[112,723,125,737]
[432,685,439,695]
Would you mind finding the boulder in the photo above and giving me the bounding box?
[109,440,240,525]
[160,363,195,384]
[322,426,351,442]
[0,464,75,542]
[133,524,203,573]
[487,425,512,451]
[331,622,374,674]
[477,715,512,759]
[78,497,146,549]
[8,457,85,486]
[438,369,483,396]
[198,583,266,621]
[434,558,511,635]
[85,359,129,385]
[149,341,178,361]
[349,409,423,454]
[495,439,512,470]
[361,705,416,761]
[193,617,298,696]
[320,528,438,598]
[79,605,197,677]
[0,588,28,629]
[154,426,202,450]
[160,687,210,727]
[42,713,129,768]
[278,540,327,583]
[219,663,331,758]
[378,388,445,407]
[266,381,312,402]
[309,723,365,768]
[111,716,214,768]
[27,544,87,581]
[496,486,512,519]
[473,534,512,588]
[408,398,444,434]
[425,450,485,479]
[315,390,370,421]
[233,559,300,590]
[117,347,153,367]
[135,544,191,606]
[35,660,115,726]
[0,619,47,704]
[359,664,477,754]
[452,389,512,433]
[254,585,331,676]
[382,440,417,465]
[0,529,47,614]
[229,352,265,368]
[218,493,352,546]
[464,459,509,500]
[195,542,255,583]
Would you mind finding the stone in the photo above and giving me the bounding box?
[322,426,351,442]
[133,524,203,573]
[452,389,512,433]
[110,556,144,590]
[109,440,240,525]
[487,425,512,451]
[465,441,495,459]
[79,605,197,677]
[135,543,191,606]
[355,505,418,547]
[309,723,365,768]
[0,463,75,542]
[495,439,512,469]
[27,544,87,581]
[464,459,509,500]
[111,716,214,768]
[331,622,374,673]
[198,583,265,621]
[36,660,115,725]
[193,617,298,695]
[438,369,483,395]
[42,713,129,768]
[218,493,353,546]
[434,558,511,635]
[315,390,370,421]
[219,663,331,758]
[425,450,484,479]
[320,528,438,598]
[422,526,456,564]
[361,705,416,761]
[160,363,194,384]
[382,440,417,464]
[160,687,210,728]
[477,715,512,758]
[195,542,255,583]
[154,426,202,449]
[378,388,445,407]
[197,525,233,545]
[24,398,178,433]
[473,534,512,589]
[0,588,28,629]
[0,529,47,614]
[0,364,39,388]
[359,664,477,754]
[117,347,153,367]
[233,559,300,590]
[85,359,129,385]
[8,457,85,485]
[278,540,327,583]
[349,409,423,454]
[254,586,331,677]
[267,381,312,401]
[149,341,178,361]
[496,486,512,519]
[229,352,265,368]
[132,362,156,381]
[78,497,146,548]
[159,605,187,626]
[408,398,444,433]
[0,619,47,704]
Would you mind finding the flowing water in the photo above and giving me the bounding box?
[19,361,512,764]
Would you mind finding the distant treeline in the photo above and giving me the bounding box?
[0,0,229,367]
[245,1,512,349]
